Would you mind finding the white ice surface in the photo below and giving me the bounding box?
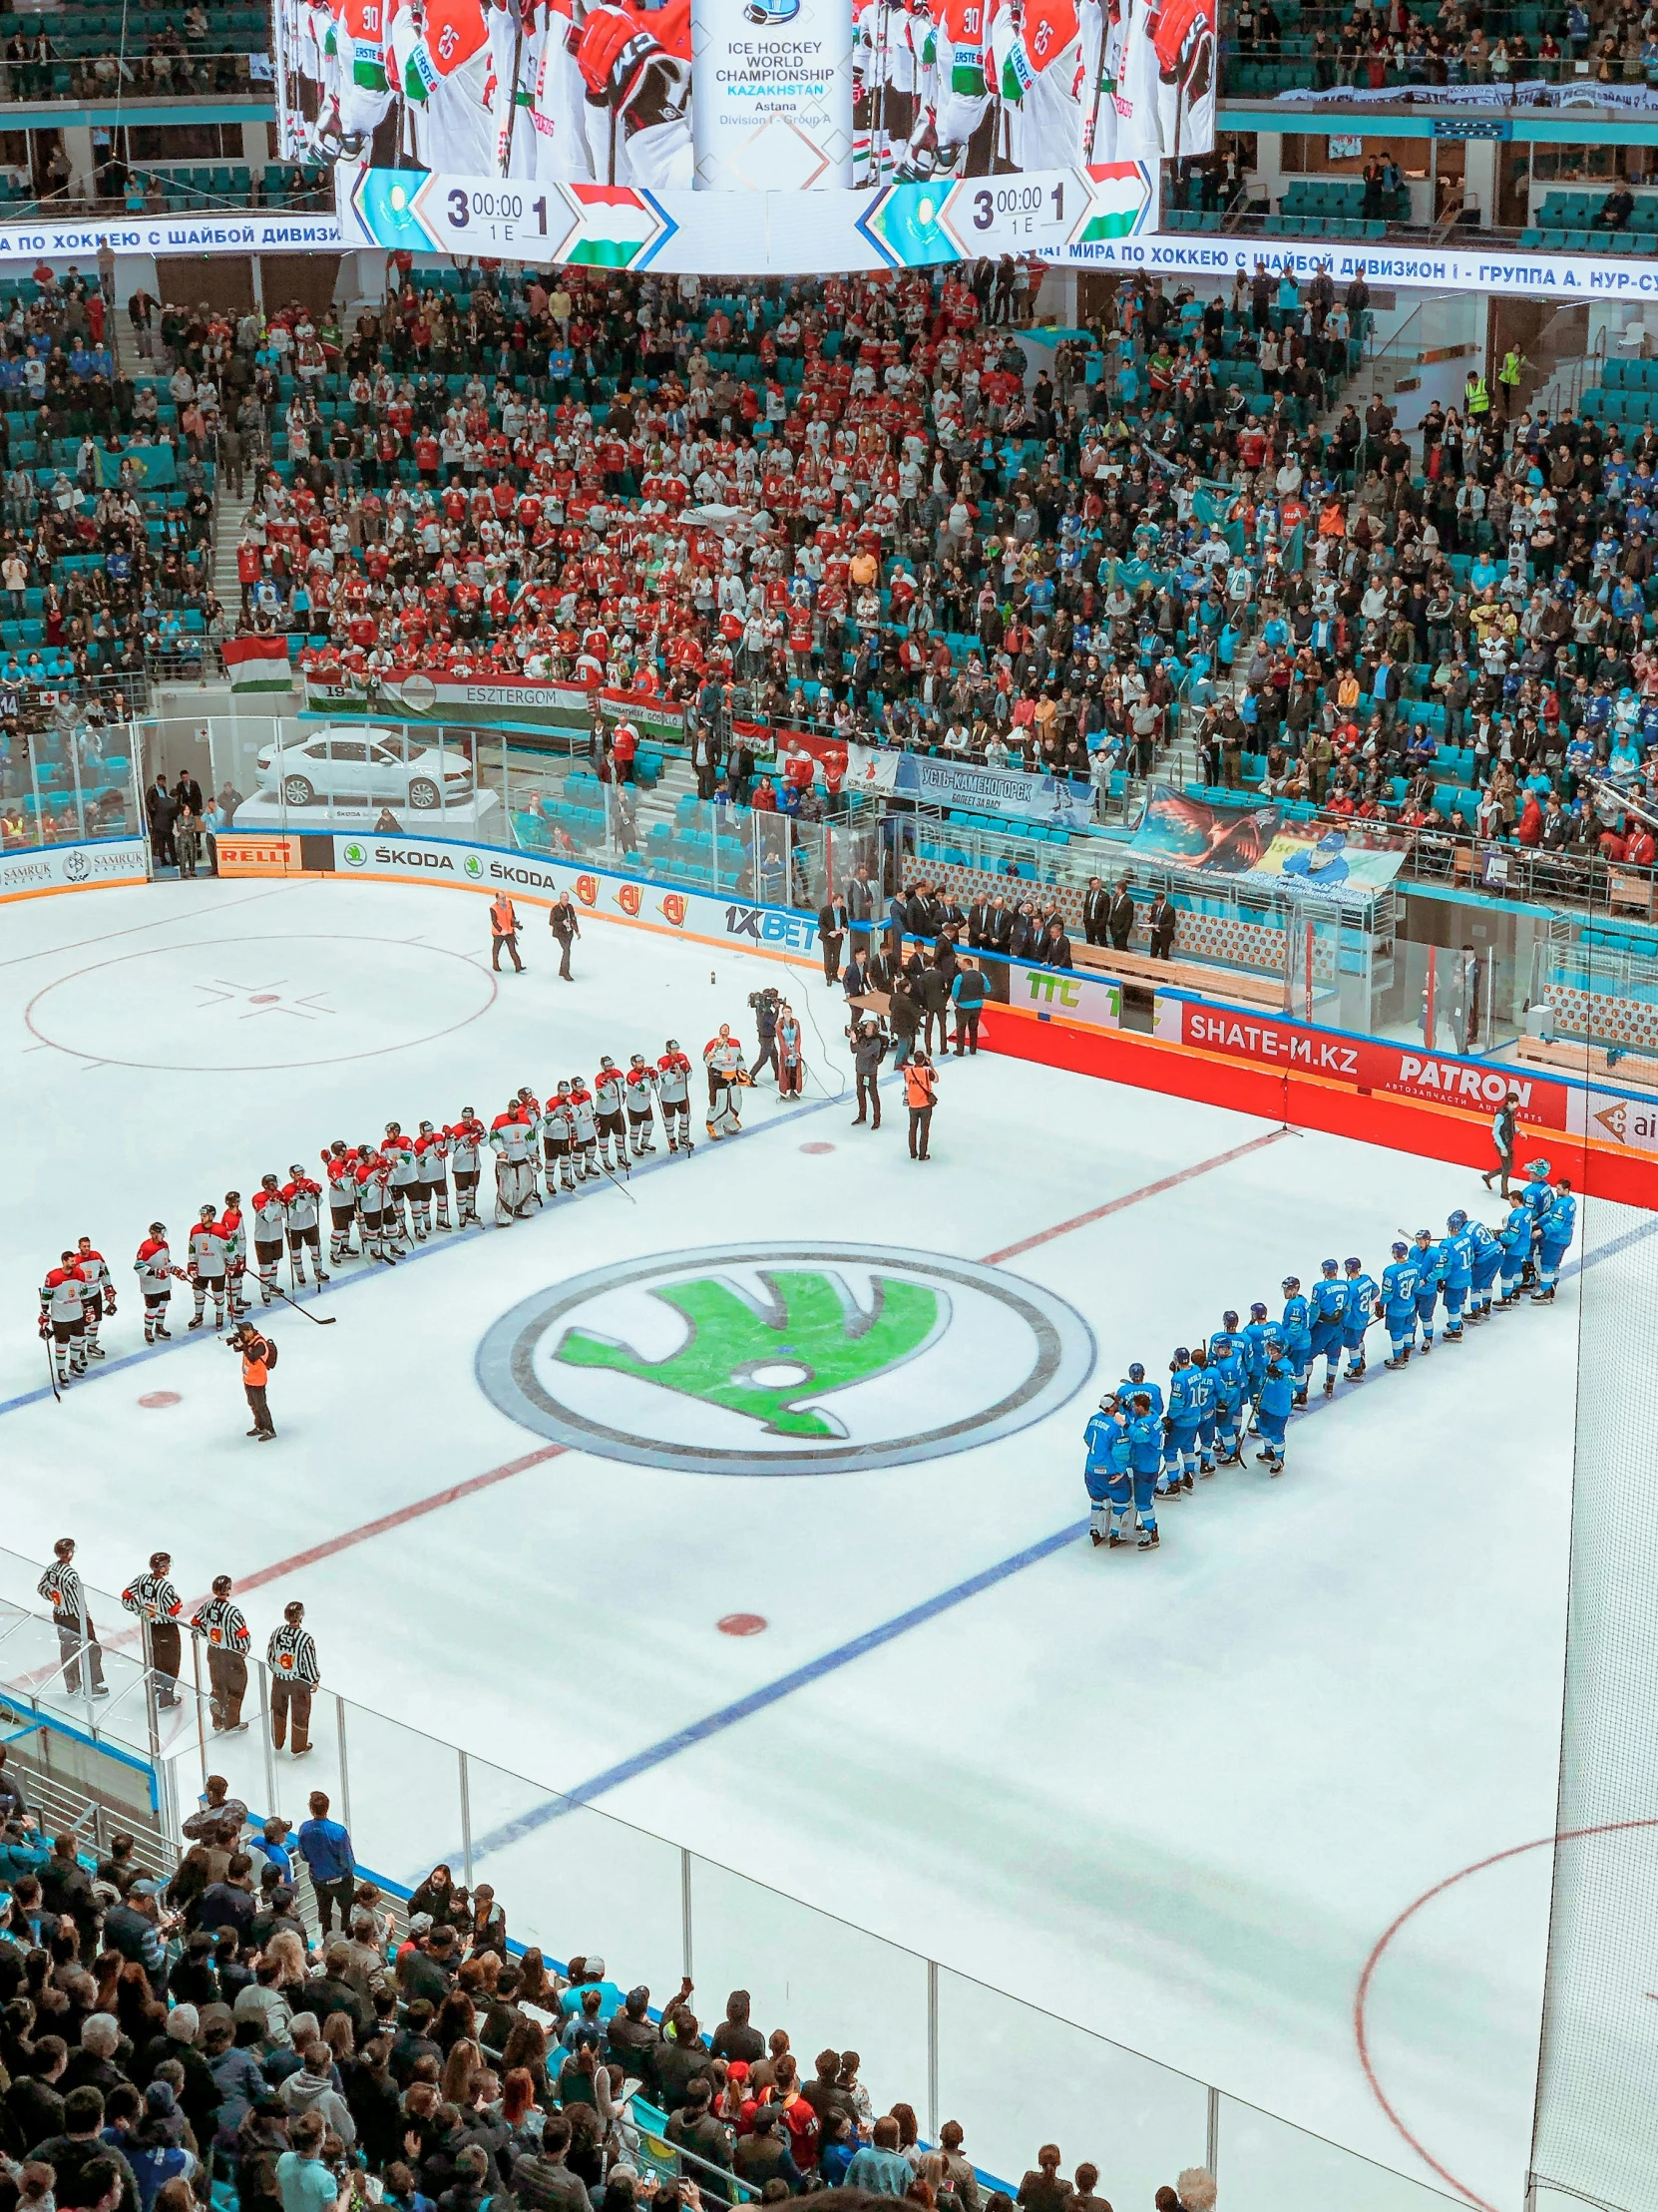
[0,875,1618,2212]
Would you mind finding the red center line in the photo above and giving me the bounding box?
[982,1127,1292,1264]
[57,1129,1282,1645]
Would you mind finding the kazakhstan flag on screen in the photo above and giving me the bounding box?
[93,443,177,490]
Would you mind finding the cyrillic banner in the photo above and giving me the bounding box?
[1069,226,1658,302]
[299,666,685,741]
[846,743,1095,829]
[0,213,341,259]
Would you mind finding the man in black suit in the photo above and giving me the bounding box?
[1107,879,1137,951]
[1082,876,1110,945]
[1147,891,1178,960]
[818,893,850,986]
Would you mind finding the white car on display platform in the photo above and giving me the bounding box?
[253,726,475,812]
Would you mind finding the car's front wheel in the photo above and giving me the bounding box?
[409,778,440,809]
[281,774,316,806]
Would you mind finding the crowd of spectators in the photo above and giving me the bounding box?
[1224,0,1658,90]
[0,1755,1217,2212]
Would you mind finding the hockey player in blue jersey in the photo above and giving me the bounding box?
[1532,1176,1576,1302]
[1254,1346,1294,1475]
[1308,1257,1348,1397]
[1209,1312,1248,1465]
[1280,1275,1313,1405]
[1495,1200,1531,1306]
[1082,1393,1134,1548]
[1188,1343,1219,1476]
[1164,1348,1201,1493]
[1380,1240,1420,1368]
[1116,1360,1164,1419]
[1125,1393,1163,1550]
[1517,1158,1555,1286]
[1341,1255,1378,1377]
[1466,1215,1502,1320]
[1411,1228,1443,1352]
[1439,1211,1474,1341]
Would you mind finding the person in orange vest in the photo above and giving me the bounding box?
[490,892,524,974]
[904,1051,938,1162]
[229,1319,277,1442]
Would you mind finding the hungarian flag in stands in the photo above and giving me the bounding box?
[222,636,293,694]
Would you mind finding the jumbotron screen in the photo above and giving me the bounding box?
[282,0,1213,270]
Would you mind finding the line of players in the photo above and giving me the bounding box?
[34,1038,737,1383]
[1081,1160,1579,1553]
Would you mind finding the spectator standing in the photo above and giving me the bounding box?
[548,893,579,982]
[296,1791,355,1937]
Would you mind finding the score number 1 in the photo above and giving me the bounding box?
[445,188,551,234]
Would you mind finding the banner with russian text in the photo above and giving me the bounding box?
[299,666,684,742]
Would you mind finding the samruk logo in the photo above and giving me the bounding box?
[476,1243,1093,1476]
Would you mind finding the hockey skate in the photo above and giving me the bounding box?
[1323,1376,1336,1397]
[1108,1533,1129,1548]
[1531,1284,1556,1302]
[1136,1529,1160,1550]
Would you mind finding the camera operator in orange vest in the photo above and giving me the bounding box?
[490,892,524,974]
[229,1319,277,1441]
[904,1051,938,1162]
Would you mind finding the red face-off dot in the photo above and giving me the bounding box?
[139,1392,181,1409]
[799,1141,835,1154]
[250,994,279,1004]
[718,1613,768,1637]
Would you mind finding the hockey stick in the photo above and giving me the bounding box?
[497,0,524,178]
[595,1149,638,1205]
[263,1281,337,1326]
[43,1333,60,1405]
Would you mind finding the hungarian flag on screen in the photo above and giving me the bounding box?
[1078,162,1151,240]
[564,185,655,268]
[222,636,294,694]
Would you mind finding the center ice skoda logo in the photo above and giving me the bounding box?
[477,1243,1094,1476]
[343,841,367,867]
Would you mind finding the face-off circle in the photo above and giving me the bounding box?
[26,936,497,1073]
[476,1242,1095,1478]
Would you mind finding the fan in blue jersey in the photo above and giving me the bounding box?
[1164,1348,1202,1492]
[1341,1256,1378,1377]
[1532,1176,1575,1302]
[1124,1393,1164,1550]
[1440,1211,1474,1341]
[1308,1258,1348,1397]
[1208,1311,1247,1464]
[1254,1348,1294,1475]
[1495,1201,1531,1305]
[1280,1275,1313,1405]
[1411,1228,1443,1352]
[1466,1216,1502,1319]
[1380,1240,1420,1368]
[1188,1342,1219,1476]
[1082,1393,1134,1549]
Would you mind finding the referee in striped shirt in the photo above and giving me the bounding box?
[38,1538,107,1698]
[266,1600,318,1757]
[122,1551,184,1711]
[191,1575,250,1733]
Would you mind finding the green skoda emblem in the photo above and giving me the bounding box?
[343,842,367,866]
[477,1244,1094,1477]
[463,855,484,879]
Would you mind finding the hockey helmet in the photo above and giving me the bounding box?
[386,1120,402,1135]
[1391,1240,1409,1258]
[1320,1258,1339,1276]
[1097,1390,1118,1412]
[1414,1227,1433,1242]
[462,1106,476,1118]
[289,1164,307,1178]
[329,1138,347,1155]
[557,1080,572,1096]
[1249,1301,1268,1320]
[665,1038,679,1052]
[150,1221,166,1237]
[1126,1361,1145,1384]
[1525,1157,1551,1178]
[224,1191,240,1206]
[199,1203,216,1221]
[600,1055,617,1071]
[419,1119,435,1133]
[630,1054,646,1069]
[1222,1308,1239,1331]
[261,1172,280,1190]
[1448,1208,1468,1232]
[1282,1275,1301,1292]
[1172,1346,1190,1366]
[1344,1256,1363,1272]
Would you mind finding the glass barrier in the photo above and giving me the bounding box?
[1,706,145,852]
[0,1541,1468,2209]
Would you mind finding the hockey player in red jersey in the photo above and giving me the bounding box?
[281,1165,329,1284]
[446,1109,486,1226]
[40,1252,89,1388]
[656,1039,694,1153]
[412,1122,450,1235]
[251,1174,288,1307]
[592,1056,628,1175]
[489,1100,537,1219]
[322,1140,361,1268]
[220,1191,249,1318]
[75,1237,113,1360]
[188,1206,231,1331]
[382,1121,419,1247]
[355,1143,394,1264]
[542,1082,577,1195]
[624,1053,658,1158]
[567,1076,600,1181]
[135,1224,180,1342]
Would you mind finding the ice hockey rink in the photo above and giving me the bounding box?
[0,872,1633,2212]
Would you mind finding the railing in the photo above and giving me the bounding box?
[0,1541,1459,2211]
[0,48,272,104]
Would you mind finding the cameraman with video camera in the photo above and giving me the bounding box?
[748,984,781,1086]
